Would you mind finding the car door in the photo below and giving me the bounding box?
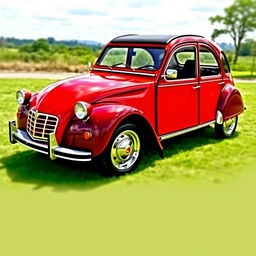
[199,44,224,124]
[157,43,199,135]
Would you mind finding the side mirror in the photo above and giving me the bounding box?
[166,69,178,79]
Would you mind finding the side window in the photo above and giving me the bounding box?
[199,46,220,77]
[221,52,230,74]
[166,46,197,80]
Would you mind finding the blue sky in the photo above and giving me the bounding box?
[0,0,250,44]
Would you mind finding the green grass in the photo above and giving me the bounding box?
[232,70,256,79]
[230,55,256,72]
[0,78,256,256]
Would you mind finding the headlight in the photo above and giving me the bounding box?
[74,101,91,120]
[16,90,31,105]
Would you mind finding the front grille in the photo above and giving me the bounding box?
[27,110,58,141]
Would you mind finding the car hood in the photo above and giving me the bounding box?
[32,73,154,116]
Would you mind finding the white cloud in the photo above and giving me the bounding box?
[0,0,253,44]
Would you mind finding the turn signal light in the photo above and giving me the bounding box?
[16,112,22,119]
[84,131,93,140]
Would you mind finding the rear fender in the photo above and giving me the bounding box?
[217,84,244,122]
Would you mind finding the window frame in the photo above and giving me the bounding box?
[96,46,166,71]
[163,44,198,82]
[220,51,231,74]
[199,44,222,79]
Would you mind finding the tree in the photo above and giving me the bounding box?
[250,40,256,75]
[239,38,255,55]
[31,39,50,52]
[209,0,256,64]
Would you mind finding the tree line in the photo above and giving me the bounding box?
[0,36,102,50]
[0,38,101,66]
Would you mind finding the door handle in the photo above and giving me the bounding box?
[218,81,225,85]
[192,85,200,89]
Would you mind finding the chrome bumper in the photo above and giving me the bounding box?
[9,120,92,162]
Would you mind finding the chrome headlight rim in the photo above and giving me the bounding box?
[16,90,26,105]
[74,101,88,120]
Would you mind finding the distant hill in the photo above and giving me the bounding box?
[0,36,103,50]
[218,42,234,52]
[77,40,102,46]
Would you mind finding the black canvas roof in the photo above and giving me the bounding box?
[111,34,204,44]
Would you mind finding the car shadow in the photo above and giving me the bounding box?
[1,126,238,191]
[1,150,116,191]
[134,126,239,174]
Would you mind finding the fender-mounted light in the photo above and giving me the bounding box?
[74,101,92,120]
[16,90,31,105]
[84,131,93,140]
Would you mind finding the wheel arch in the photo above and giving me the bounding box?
[62,104,163,157]
[217,83,244,122]
[118,114,163,152]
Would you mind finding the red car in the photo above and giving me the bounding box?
[9,34,245,175]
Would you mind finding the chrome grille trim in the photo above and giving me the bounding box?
[27,110,59,141]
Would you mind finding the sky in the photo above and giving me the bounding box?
[0,0,252,44]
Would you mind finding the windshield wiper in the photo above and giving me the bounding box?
[105,65,113,71]
[111,63,135,72]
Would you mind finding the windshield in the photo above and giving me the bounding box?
[97,47,166,71]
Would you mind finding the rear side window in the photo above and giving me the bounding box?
[221,52,230,74]
[200,46,220,77]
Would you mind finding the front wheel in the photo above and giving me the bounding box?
[99,124,143,176]
[215,116,238,138]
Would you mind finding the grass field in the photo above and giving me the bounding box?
[0,78,256,256]
[232,70,256,79]
[231,55,256,71]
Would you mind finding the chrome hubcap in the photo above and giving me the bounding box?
[111,130,140,171]
[223,117,236,136]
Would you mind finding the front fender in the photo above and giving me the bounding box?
[217,84,244,121]
[61,104,144,157]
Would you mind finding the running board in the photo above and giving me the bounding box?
[160,120,215,141]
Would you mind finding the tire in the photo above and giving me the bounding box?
[99,123,143,176]
[215,116,238,138]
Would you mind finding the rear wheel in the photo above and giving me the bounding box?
[215,116,238,138]
[100,124,143,176]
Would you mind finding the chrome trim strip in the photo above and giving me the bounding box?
[201,75,221,79]
[15,129,48,149]
[93,68,156,77]
[13,132,48,155]
[160,120,215,141]
[55,146,91,156]
[10,125,92,162]
[158,81,198,88]
[53,154,91,162]
[200,78,222,83]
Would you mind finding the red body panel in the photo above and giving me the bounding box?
[198,43,224,123]
[157,78,199,134]
[157,42,199,135]
[199,77,224,123]
[16,35,245,157]
[217,84,244,121]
